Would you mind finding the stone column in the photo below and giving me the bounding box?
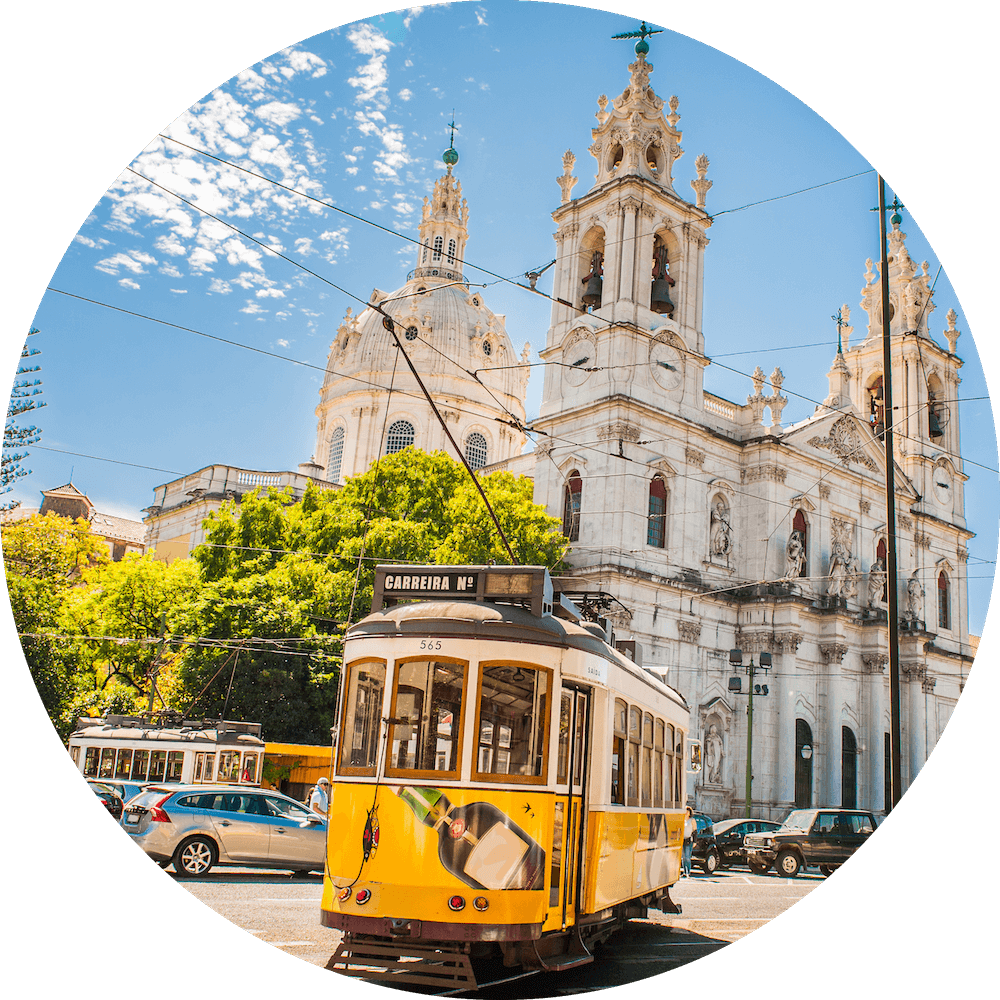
[604,211,622,305]
[618,199,638,306]
[774,636,800,811]
[819,643,848,807]
[863,654,887,813]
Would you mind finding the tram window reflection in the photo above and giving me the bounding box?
[611,699,627,805]
[84,747,100,777]
[149,750,167,782]
[131,749,149,781]
[218,751,240,783]
[339,660,386,775]
[99,748,116,779]
[115,748,133,780]
[474,663,550,783]
[387,660,466,777]
[557,692,572,785]
[166,751,185,782]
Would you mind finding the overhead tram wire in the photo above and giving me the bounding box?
[129,162,517,563]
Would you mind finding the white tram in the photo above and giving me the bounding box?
[324,565,693,990]
[68,716,265,787]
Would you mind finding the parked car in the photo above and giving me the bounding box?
[713,818,782,869]
[743,808,878,877]
[121,784,327,877]
[691,811,720,874]
[89,781,125,821]
[89,778,146,804]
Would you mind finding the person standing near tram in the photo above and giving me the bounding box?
[682,805,695,878]
[309,776,330,816]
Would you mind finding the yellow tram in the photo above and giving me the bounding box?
[323,565,691,990]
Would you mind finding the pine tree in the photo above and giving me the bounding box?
[2,327,45,510]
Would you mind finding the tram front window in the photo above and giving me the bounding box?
[475,663,550,782]
[339,660,386,775]
[387,660,466,777]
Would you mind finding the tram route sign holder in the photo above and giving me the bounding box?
[372,564,553,618]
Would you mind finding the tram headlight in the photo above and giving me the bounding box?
[473,897,489,912]
[356,889,372,905]
[447,895,466,912]
[338,886,352,902]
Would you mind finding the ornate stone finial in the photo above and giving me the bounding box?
[557,150,578,204]
[944,308,961,354]
[770,367,784,391]
[767,368,787,430]
[691,153,712,208]
[596,94,609,125]
[751,366,765,396]
[840,304,853,352]
[667,95,680,127]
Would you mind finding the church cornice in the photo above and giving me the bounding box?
[550,173,711,228]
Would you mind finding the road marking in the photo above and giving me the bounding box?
[269,941,316,947]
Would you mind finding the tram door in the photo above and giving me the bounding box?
[547,687,589,931]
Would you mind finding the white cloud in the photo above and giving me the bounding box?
[154,234,186,256]
[256,287,286,298]
[95,251,156,275]
[346,166,359,175]
[159,264,182,277]
[240,301,266,314]
[475,7,488,26]
[74,234,97,248]
[208,278,232,294]
[188,247,218,271]
[281,47,328,78]
[294,237,315,256]
[347,23,392,56]
[276,338,290,347]
[392,200,415,215]
[255,101,302,128]
[118,278,140,289]
[398,88,413,101]
[169,288,188,294]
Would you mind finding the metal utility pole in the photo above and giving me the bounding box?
[877,175,903,811]
[729,649,771,817]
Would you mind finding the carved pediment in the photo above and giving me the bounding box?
[806,415,880,472]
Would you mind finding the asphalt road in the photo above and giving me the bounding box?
[177,864,824,992]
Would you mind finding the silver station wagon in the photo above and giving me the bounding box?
[122,784,327,876]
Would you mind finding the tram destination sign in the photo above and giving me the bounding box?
[373,565,552,618]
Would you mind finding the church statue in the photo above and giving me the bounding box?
[844,555,861,601]
[782,530,805,580]
[868,559,887,607]
[704,724,724,784]
[710,501,732,558]
[827,539,849,598]
[905,571,925,620]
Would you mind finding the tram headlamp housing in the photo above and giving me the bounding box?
[447,895,466,912]
[355,889,372,905]
[473,897,489,912]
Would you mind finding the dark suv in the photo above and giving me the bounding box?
[691,812,720,874]
[744,808,877,877]
[713,818,781,868]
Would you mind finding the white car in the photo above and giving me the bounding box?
[121,784,327,876]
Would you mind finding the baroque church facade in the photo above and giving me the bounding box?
[146,44,973,821]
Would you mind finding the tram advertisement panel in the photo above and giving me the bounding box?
[323,782,551,925]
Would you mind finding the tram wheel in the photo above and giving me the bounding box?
[174,836,217,876]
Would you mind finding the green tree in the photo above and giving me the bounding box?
[2,327,45,510]
[2,513,108,733]
[58,554,200,712]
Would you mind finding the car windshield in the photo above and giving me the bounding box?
[780,810,814,831]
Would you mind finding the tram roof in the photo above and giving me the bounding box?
[349,600,688,712]
[70,717,265,746]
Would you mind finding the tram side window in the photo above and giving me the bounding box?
[165,751,185,782]
[131,749,149,781]
[339,660,386,775]
[474,663,550,782]
[627,707,641,807]
[84,747,100,777]
[654,721,665,807]
[557,692,572,785]
[611,699,627,805]
[641,714,653,808]
[387,660,467,777]
[241,752,259,782]
[115,749,133,780]
[674,731,684,805]
[193,752,215,783]
[218,751,241,783]
[149,750,167,782]
[69,746,80,767]
[665,724,675,807]
[99,748,116,779]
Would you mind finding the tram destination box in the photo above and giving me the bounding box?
[373,564,553,618]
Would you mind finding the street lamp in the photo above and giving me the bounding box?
[729,648,771,817]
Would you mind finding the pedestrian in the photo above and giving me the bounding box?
[309,776,330,816]
[682,806,695,878]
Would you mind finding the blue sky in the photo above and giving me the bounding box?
[10,1,997,634]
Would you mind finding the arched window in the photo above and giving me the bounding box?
[647,476,667,548]
[327,426,345,483]
[464,432,488,470]
[927,376,945,439]
[938,571,951,630]
[386,420,415,455]
[795,719,813,808]
[432,236,443,261]
[842,726,857,809]
[447,239,456,265]
[792,509,808,578]
[562,470,582,542]
[876,539,888,601]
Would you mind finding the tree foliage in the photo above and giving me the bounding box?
[9,447,570,744]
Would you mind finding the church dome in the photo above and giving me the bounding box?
[313,159,529,483]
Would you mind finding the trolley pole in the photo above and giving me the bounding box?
[877,175,903,811]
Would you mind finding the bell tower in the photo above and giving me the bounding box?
[537,35,714,424]
[842,213,967,531]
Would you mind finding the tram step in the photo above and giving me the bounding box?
[326,937,477,990]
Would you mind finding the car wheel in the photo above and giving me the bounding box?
[702,849,720,875]
[748,861,770,875]
[174,836,217,876]
[820,865,836,877]
[776,850,801,877]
